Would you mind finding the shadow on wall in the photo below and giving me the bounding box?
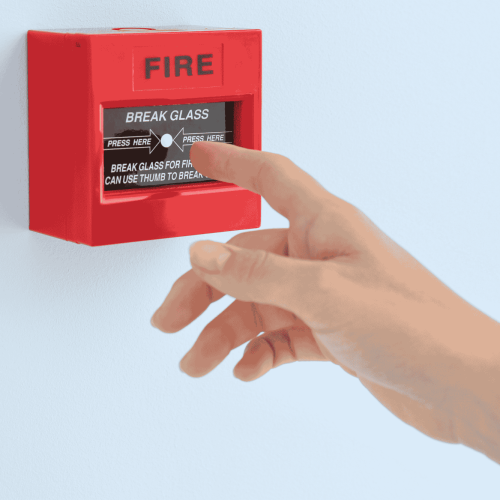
[0,33,29,232]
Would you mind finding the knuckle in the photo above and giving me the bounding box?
[245,336,265,353]
[321,199,364,232]
[253,153,287,192]
[340,200,362,218]
[268,152,291,164]
[204,283,214,303]
[324,197,357,217]
[219,147,232,178]
[254,159,271,194]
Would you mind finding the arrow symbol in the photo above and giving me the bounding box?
[104,129,161,154]
[172,128,232,152]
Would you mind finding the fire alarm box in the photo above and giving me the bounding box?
[28,26,262,246]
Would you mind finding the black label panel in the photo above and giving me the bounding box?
[103,102,234,191]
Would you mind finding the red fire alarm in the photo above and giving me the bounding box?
[28,26,262,246]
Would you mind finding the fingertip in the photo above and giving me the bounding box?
[151,310,174,332]
[179,352,211,378]
[179,360,201,378]
[150,308,180,333]
[150,314,158,329]
[179,353,190,374]
[233,346,273,382]
[233,363,267,382]
[233,365,257,382]
[188,239,215,263]
[151,278,199,333]
[188,239,209,259]
[189,140,224,168]
[189,240,233,274]
[189,141,207,175]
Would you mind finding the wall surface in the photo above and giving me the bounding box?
[1,1,500,498]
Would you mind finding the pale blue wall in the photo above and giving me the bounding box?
[1,1,500,498]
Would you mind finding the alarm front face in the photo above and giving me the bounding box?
[103,101,234,191]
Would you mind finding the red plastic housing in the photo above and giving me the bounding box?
[28,26,262,246]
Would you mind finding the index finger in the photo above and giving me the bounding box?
[190,141,337,223]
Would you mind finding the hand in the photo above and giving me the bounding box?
[151,141,500,463]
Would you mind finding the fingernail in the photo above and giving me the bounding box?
[190,241,231,272]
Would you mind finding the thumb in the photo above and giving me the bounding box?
[189,240,338,330]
